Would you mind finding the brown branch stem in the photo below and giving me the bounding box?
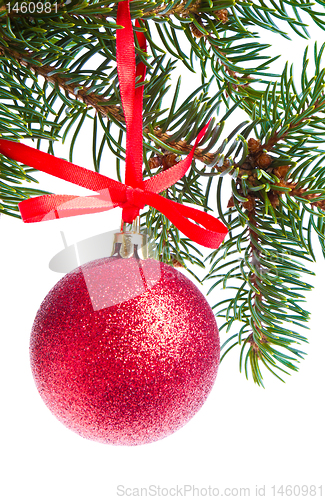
[247,210,267,353]
[263,100,322,151]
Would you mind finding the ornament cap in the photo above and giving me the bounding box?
[111,217,157,259]
[112,231,146,259]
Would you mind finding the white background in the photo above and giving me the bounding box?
[1,9,325,500]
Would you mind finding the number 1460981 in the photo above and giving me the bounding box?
[271,485,323,496]
[6,2,58,14]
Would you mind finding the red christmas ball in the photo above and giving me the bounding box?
[30,257,219,445]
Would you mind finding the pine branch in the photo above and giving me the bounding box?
[233,0,325,39]
[205,195,314,386]
[0,31,226,162]
[0,1,283,89]
[0,40,124,122]
[204,43,325,384]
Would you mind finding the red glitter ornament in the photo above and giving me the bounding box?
[30,256,220,445]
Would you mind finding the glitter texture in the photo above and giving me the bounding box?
[30,257,220,446]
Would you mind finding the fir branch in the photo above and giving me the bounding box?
[0,32,227,162]
[202,42,325,384]
[205,197,314,386]
[0,41,124,122]
[0,0,205,19]
[233,0,325,39]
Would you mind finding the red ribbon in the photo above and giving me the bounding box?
[0,0,227,249]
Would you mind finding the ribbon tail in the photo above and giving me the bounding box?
[132,190,228,249]
[19,194,120,223]
[0,139,124,193]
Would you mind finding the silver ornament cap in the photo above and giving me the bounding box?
[111,217,157,260]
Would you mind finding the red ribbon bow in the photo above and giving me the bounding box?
[0,0,227,249]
